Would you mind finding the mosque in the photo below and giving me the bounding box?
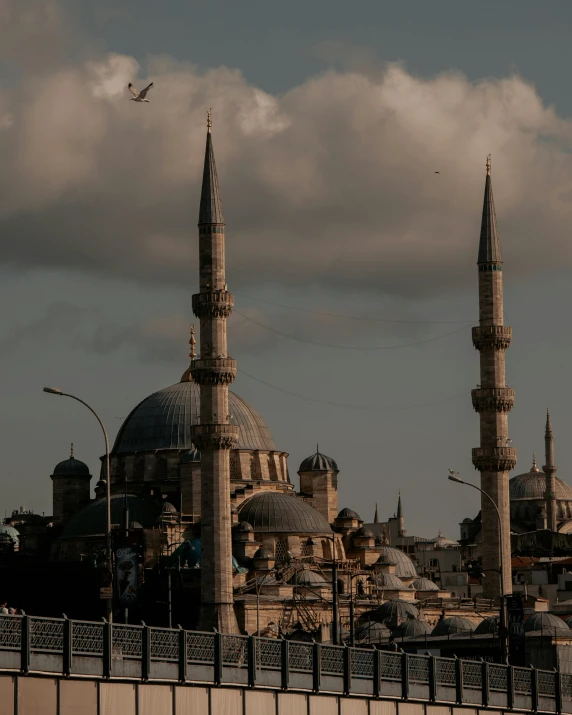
[4,116,572,646]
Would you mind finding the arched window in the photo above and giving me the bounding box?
[275,539,287,563]
[230,455,238,480]
[268,455,277,481]
[156,458,168,480]
[250,456,256,480]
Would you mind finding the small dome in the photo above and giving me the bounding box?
[52,456,90,478]
[371,600,419,625]
[299,450,338,473]
[524,613,568,633]
[432,617,476,637]
[412,578,439,592]
[376,546,418,578]
[253,546,274,560]
[130,522,144,530]
[238,491,332,534]
[395,618,432,638]
[433,531,457,549]
[256,574,278,586]
[290,568,329,586]
[180,447,201,463]
[475,616,499,635]
[162,502,178,514]
[356,621,391,642]
[337,507,361,520]
[376,572,408,590]
[564,616,572,629]
[0,525,19,545]
[355,526,374,539]
[235,521,254,532]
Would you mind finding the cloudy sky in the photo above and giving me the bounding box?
[2,0,572,537]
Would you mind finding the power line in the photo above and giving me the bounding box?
[234,309,468,351]
[237,368,465,412]
[234,292,474,325]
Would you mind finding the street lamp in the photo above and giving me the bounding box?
[43,387,113,623]
[447,471,508,663]
[307,535,339,645]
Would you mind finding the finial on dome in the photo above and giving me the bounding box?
[486,154,491,176]
[70,443,74,459]
[316,443,319,454]
[207,109,212,133]
[532,453,539,471]
[189,324,196,360]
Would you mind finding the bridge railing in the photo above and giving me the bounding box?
[0,614,567,711]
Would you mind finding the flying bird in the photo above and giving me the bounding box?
[434,171,440,174]
[128,82,154,102]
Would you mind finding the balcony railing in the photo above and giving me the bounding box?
[0,613,567,710]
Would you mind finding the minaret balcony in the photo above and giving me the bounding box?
[471,446,517,472]
[191,424,239,450]
[191,357,237,385]
[192,291,234,318]
[471,387,515,413]
[472,325,512,351]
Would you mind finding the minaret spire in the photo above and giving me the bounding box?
[471,156,515,599]
[396,491,402,518]
[374,503,379,523]
[191,113,239,633]
[543,408,558,531]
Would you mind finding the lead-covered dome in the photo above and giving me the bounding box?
[524,613,568,633]
[112,381,276,453]
[510,459,572,501]
[376,546,418,578]
[52,456,90,477]
[299,450,338,472]
[432,617,476,637]
[238,491,332,534]
[412,578,439,592]
[60,495,161,539]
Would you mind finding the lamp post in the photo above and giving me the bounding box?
[307,535,339,645]
[448,472,508,663]
[43,387,113,623]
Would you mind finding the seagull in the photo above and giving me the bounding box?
[434,171,440,174]
[448,469,460,476]
[128,82,154,102]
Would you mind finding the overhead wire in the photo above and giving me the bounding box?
[233,309,468,351]
[234,292,475,325]
[237,368,465,412]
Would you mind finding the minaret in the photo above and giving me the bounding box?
[191,112,239,633]
[543,409,558,531]
[396,492,405,537]
[374,503,379,523]
[471,156,516,599]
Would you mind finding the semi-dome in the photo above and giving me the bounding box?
[299,450,338,473]
[375,572,408,590]
[475,616,499,635]
[238,491,332,534]
[394,618,432,638]
[60,495,161,539]
[412,578,439,592]
[432,617,476,637]
[112,381,276,454]
[524,613,568,632]
[337,508,361,520]
[376,546,418,578]
[52,456,90,477]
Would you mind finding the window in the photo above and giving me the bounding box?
[275,539,287,563]
[230,455,238,480]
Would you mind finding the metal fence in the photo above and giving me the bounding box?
[0,614,568,711]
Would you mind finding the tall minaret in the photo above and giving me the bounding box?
[471,156,516,599]
[543,409,558,531]
[191,112,239,633]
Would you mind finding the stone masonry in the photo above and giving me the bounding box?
[471,157,515,599]
[191,113,239,633]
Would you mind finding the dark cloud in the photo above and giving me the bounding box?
[1,4,572,302]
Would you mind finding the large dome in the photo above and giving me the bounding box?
[112,381,276,453]
[60,495,161,539]
[510,467,572,501]
[238,491,332,534]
